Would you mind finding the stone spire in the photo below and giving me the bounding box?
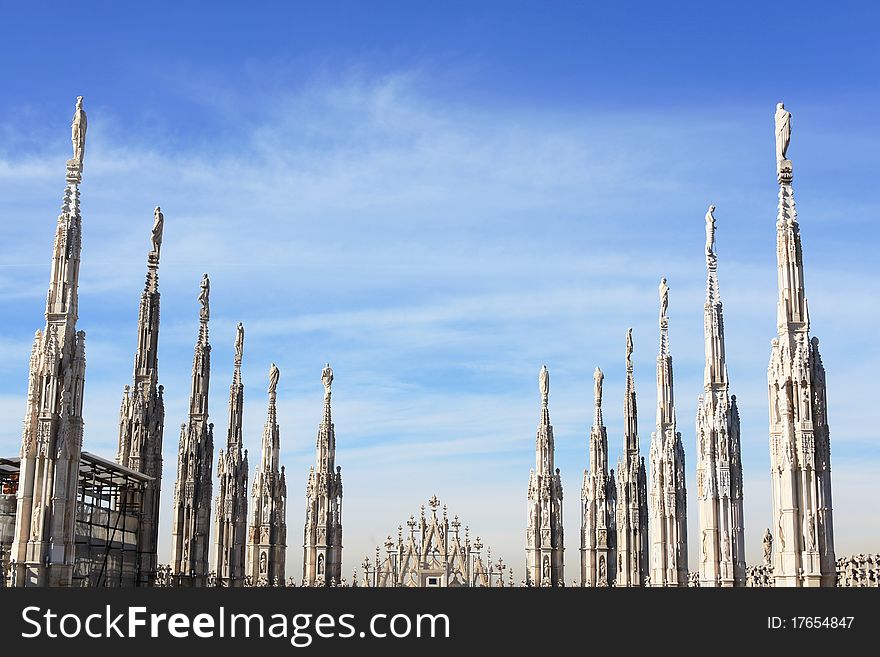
[696,205,746,587]
[303,363,344,586]
[213,323,249,586]
[615,330,648,586]
[116,207,166,586]
[581,367,616,586]
[526,365,564,586]
[247,363,287,585]
[10,97,88,587]
[170,275,214,587]
[648,280,688,586]
[767,103,835,586]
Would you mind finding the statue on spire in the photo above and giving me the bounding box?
[151,206,164,256]
[539,365,549,402]
[626,328,634,370]
[659,278,669,321]
[198,274,210,321]
[322,363,334,393]
[268,363,280,395]
[593,367,604,409]
[234,322,244,365]
[775,102,791,164]
[705,204,716,255]
[71,96,87,167]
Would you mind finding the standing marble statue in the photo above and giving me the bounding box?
[763,528,773,566]
[322,363,333,392]
[198,274,210,321]
[775,102,791,164]
[71,96,87,166]
[539,364,549,400]
[234,322,244,364]
[705,204,716,254]
[658,278,669,320]
[268,363,280,395]
[593,366,604,410]
[151,206,164,255]
[625,328,634,369]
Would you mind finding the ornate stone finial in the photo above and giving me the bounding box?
[234,323,244,366]
[71,95,87,168]
[428,494,440,509]
[625,328,634,371]
[322,363,333,394]
[593,366,604,410]
[198,274,210,322]
[659,277,669,322]
[268,363,280,395]
[705,204,716,256]
[539,365,549,406]
[151,206,164,257]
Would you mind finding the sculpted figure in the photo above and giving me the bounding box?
[775,102,791,163]
[268,363,280,395]
[71,96,87,165]
[763,527,773,565]
[198,274,210,320]
[539,365,549,400]
[705,204,716,254]
[234,323,244,364]
[659,278,669,320]
[625,328,634,369]
[322,363,334,393]
[806,510,816,551]
[593,367,604,409]
[151,206,164,255]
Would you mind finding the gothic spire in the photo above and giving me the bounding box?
[247,363,287,584]
[213,322,248,586]
[304,363,344,586]
[116,206,166,586]
[526,365,564,586]
[768,102,835,586]
[649,279,688,586]
[11,97,88,587]
[170,275,214,586]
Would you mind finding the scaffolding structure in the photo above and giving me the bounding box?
[0,452,151,587]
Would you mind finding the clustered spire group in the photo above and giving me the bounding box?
[7,97,835,588]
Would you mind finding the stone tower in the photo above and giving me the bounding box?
[170,274,214,587]
[615,329,648,586]
[213,323,249,586]
[10,97,88,587]
[767,103,835,587]
[696,205,746,587]
[580,367,617,586]
[526,365,564,586]
[648,279,688,586]
[247,364,287,585]
[303,363,344,586]
[116,206,166,587]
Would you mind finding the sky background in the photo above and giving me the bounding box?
[1,1,878,582]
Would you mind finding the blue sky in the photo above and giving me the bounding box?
[1,1,878,581]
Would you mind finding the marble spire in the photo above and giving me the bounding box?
[116,207,166,586]
[648,280,688,586]
[303,363,344,586]
[170,275,214,587]
[247,364,287,585]
[526,365,564,586]
[10,97,88,587]
[767,103,835,586]
[213,323,249,586]
[696,205,746,587]
[581,367,617,586]
[615,330,648,586]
